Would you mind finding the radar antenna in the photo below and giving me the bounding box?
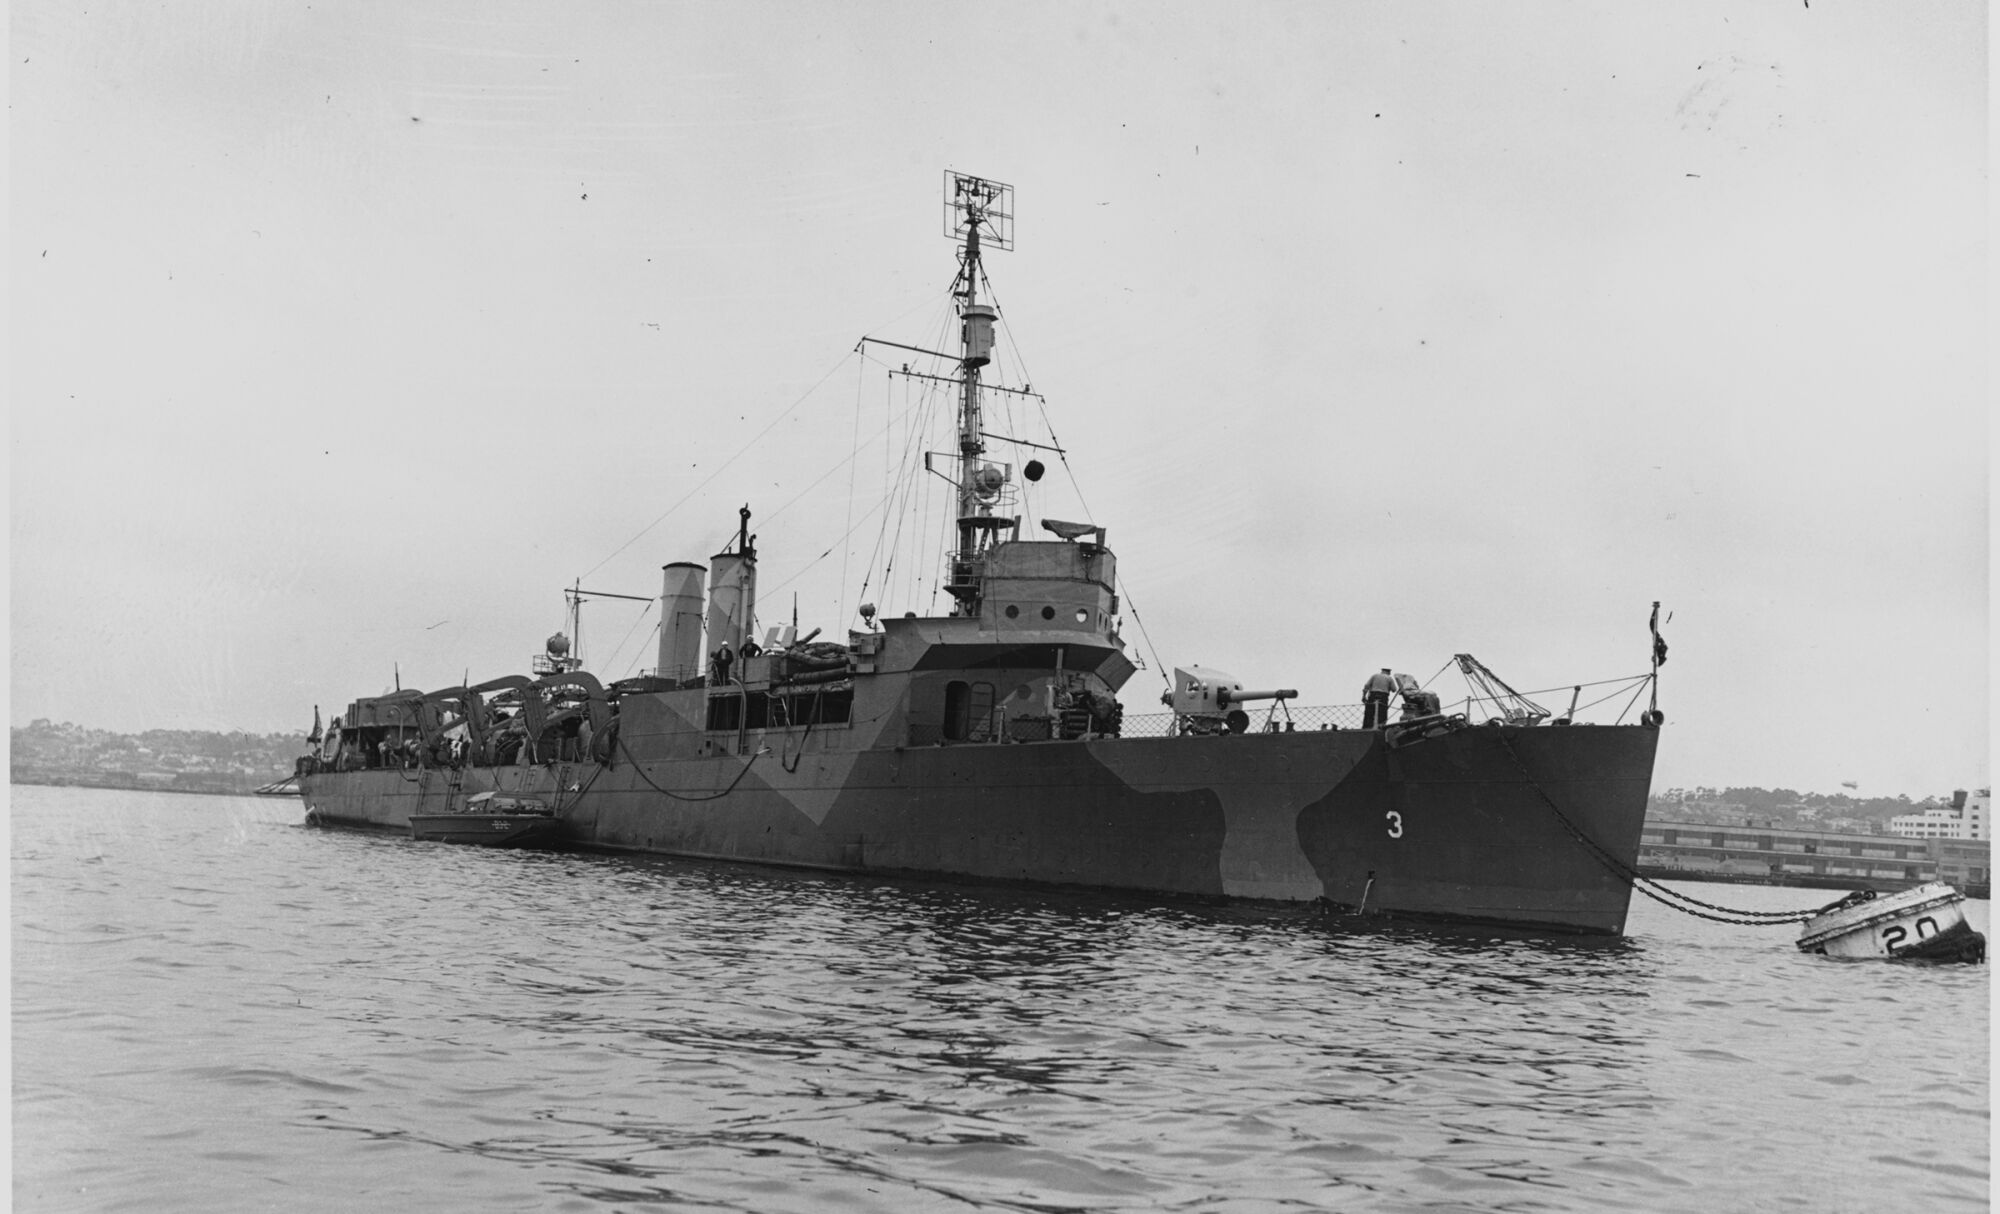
[943,171,1013,249]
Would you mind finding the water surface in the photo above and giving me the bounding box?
[13,785,1988,1211]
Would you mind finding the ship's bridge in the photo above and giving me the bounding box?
[868,536,1133,694]
[975,538,1118,638]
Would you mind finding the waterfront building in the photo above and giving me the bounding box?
[1887,788,1990,841]
[1640,819,1989,896]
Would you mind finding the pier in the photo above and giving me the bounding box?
[1640,820,1989,898]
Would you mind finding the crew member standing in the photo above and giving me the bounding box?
[1362,668,1397,729]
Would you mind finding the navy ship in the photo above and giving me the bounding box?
[298,172,1662,935]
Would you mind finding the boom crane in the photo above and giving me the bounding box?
[1453,653,1550,725]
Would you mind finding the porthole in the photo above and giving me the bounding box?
[1075,608,1088,624]
[1041,605,1056,620]
[1005,604,1019,619]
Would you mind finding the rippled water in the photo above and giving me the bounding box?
[13,784,1988,1212]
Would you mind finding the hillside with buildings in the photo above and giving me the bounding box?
[1639,787,1990,895]
[11,720,306,795]
[1647,786,1991,840]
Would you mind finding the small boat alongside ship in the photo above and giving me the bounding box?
[296,172,1665,935]
[407,792,560,849]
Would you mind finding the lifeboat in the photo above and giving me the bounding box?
[408,792,560,849]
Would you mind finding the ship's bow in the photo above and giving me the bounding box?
[1296,722,1659,934]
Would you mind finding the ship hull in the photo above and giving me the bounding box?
[302,721,1657,934]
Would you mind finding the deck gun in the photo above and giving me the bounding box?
[1163,666,1297,735]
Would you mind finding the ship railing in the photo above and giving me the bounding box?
[906,699,1511,745]
[1118,702,1371,738]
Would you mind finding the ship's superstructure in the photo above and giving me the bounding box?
[298,172,1662,935]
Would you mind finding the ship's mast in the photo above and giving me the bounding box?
[958,220,984,551]
[942,171,1014,615]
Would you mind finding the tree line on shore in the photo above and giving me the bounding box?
[1648,785,1963,833]
[10,719,306,795]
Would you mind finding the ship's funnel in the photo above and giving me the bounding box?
[658,562,707,681]
[705,548,758,661]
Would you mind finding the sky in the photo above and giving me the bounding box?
[10,1,1989,798]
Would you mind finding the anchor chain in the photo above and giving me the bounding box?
[1496,734,1833,927]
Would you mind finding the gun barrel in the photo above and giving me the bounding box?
[1219,688,1297,705]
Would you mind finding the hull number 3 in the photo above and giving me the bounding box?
[1386,811,1404,839]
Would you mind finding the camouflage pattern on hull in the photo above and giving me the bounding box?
[297,180,1670,937]
[300,717,1656,935]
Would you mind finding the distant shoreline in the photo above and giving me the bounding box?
[9,773,283,800]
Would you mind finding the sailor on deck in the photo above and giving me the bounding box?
[1362,668,1397,729]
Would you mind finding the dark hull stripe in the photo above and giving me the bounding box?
[302,723,1658,934]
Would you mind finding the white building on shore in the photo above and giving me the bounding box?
[1888,788,1990,841]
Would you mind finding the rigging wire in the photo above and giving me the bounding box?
[1574,678,1653,717]
[597,599,656,677]
[969,270,1035,538]
[1448,673,1656,720]
[879,384,925,609]
[855,370,905,609]
[1116,577,1171,689]
[577,351,857,583]
[979,265,1036,406]
[1614,678,1651,725]
[980,263,1170,684]
[760,495,893,600]
[838,347,864,627]
[869,369,943,611]
[980,265,1074,500]
[928,510,947,615]
[741,389,928,548]
[888,377,936,607]
[855,292,958,612]
[617,621,663,680]
[904,368,940,604]
[859,289,958,354]
[1558,679,1653,718]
